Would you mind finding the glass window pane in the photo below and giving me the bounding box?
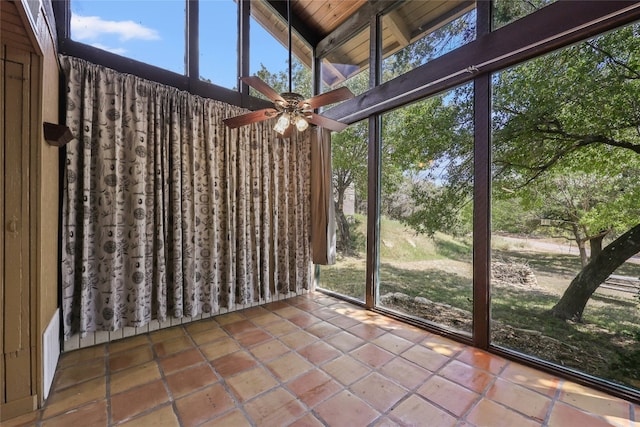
[321,26,370,97]
[492,0,557,30]
[200,0,238,88]
[70,0,185,74]
[318,120,369,302]
[491,22,640,392]
[250,0,312,98]
[378,83,474,336]
[382,2,476,83]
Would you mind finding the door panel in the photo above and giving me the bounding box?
[1,49,34,415]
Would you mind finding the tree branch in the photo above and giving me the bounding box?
[585,40,640,80]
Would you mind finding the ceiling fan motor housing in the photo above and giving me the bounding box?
[277,93,311,116]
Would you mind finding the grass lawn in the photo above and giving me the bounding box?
[319,216,640,389]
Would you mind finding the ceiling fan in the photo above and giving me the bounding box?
[223,0,354,136]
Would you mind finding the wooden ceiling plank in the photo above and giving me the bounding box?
[325,28,368,64]
[315,1,367,34]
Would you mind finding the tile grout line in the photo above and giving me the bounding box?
[459,359,509,424]
[543,377,564,426]
[108,331,167,425]
[188,313,261,427]
[259,298,385,425]
[155,334,183,425]
[176,323,239,426]
[302,302,430,425]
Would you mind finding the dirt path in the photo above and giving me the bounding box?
[496,234,640,264]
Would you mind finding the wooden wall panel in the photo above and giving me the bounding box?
[1,1,36,53]
[2,0,61,416]
[1,45,38,421]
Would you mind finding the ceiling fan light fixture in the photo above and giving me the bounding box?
[295,115,309,132]
[274,113,290,134]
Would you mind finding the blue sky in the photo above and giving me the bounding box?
[70,0,290,89]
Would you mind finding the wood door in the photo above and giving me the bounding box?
[1,46,36,420]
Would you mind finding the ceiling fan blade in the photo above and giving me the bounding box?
[307,113,349,132]
[223,108,277,129]
[300,86,354,109]
[240,76,285,104]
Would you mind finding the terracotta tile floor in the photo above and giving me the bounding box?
[5,293,639,427]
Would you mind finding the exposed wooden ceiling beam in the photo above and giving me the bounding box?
[316,0,399,58]
[409,0,474,41]
[320,59,347,87]
[385,9,410,46]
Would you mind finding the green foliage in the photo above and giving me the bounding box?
[491,23,640,253]
[492,0,556,30]
[379,217,440,261]
[381,84,474,236]
[432,234,472,260]
[378,21,640,269]
[492,23,640,175]
[345,215,366,255]
[611,330,640,382]
[254,58,312,97]
[332,120,369,206]
[492,197,537,234]
[330,11,478,249]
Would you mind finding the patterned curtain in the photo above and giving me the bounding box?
[60,56,311,339]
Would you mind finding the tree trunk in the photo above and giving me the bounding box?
[589,234,604,260]
[335,207,352,254]
[334,187,352,254]
[550,222,640,321]
[570,223,589,267]
[577,241,589,268]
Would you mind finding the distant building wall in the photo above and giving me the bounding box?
[343,184,355,216]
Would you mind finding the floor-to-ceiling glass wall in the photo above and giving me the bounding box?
[378,83,474,335]
[490,21,640,391]
[311,0,640,398]
[316,19,371,302]
[317,120,369,302]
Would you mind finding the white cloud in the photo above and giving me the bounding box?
[90,43,127,55]
[71,14,160,42]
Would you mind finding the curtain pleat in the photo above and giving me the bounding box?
[60,56,311,339]
[311,127,337,265]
